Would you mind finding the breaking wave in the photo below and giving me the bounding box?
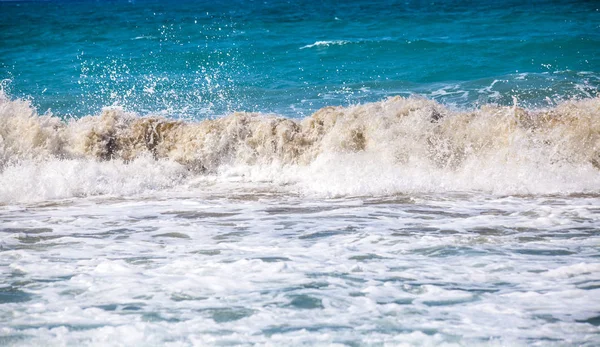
[1,91,600,203]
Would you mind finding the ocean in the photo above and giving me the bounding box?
[1,0,599,345]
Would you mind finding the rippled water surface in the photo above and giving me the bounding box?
[1,0,599,117]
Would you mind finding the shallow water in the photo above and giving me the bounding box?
[1,189,600,345]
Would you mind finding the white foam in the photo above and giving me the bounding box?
[300,40,351,49]
[0,156,187,203]
[1,92,600,203]
[1,193,599,345]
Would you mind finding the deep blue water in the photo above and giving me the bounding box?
[0,0,599,118]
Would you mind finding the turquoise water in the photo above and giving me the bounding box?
[1,0,599,118]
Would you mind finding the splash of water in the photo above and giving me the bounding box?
[1,91,600,202]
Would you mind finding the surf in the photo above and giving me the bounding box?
[1,91,600,203]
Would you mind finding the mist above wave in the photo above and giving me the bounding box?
[1,92,600,202]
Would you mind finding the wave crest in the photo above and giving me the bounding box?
[1,92,600,201]
[300,40,351,49]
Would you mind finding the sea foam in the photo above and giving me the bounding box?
[1,91,600,203]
